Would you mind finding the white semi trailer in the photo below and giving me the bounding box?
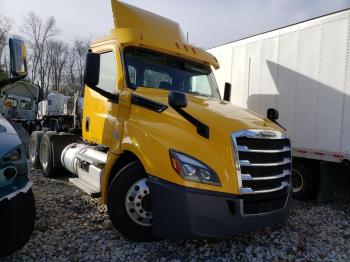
[209,9,350,200]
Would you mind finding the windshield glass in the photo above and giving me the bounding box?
[124,47,220,99]
[19,100,32,110]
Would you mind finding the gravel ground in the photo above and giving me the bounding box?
[2,167,349,262]
[3,124,350,261]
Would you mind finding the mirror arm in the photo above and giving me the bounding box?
[267,118,287,131]
[274,121,287,131]
[88,85,119,103]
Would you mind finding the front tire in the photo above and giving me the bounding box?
[0,189,36,257]
[107,161,155,241]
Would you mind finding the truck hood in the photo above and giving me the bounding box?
[134,87,280,134]
[0,114,21,158]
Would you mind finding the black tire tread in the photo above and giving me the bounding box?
[107,161,156,242]
[292,160,317,200]
[29,131,44,169]
[0,189,36,257]
[39,131,59,177]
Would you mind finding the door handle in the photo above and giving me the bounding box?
[85,116,90,132]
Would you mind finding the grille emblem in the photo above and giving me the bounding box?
[259,130,277,138]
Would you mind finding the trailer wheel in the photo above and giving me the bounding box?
[29,131,44,169]
[39,131,59,177]
[292,160,317,200]
[0,189,36,257]
[107,161,156,242]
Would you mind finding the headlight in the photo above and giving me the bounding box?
[169,150,221,186]
[2,147,21,162]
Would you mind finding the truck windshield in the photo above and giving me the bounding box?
[124,48,220,99]
[19,100,32,110]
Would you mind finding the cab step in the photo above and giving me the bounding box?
[69,178,101,198]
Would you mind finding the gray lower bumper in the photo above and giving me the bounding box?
[149,176,291,239]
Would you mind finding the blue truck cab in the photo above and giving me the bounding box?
[0,38,36,257]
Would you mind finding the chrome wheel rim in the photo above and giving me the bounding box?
[29,139,36,162]
[125,178,152,227]
[292,169,303,193]
[40,141,49,170]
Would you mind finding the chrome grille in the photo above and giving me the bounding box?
[231,129,292,215]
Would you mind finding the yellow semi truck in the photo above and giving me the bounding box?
[30,0,292,241]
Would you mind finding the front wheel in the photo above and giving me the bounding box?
[0,189,36,257]
[107,161,155,241]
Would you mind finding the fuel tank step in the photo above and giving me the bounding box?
[69,178,101,198]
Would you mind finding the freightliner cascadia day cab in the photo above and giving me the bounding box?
[208,9,350,201]
[0,39,36,256]
[30,1,292,241]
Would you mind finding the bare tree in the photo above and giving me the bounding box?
[16,12,92,97]
[61,37,90,95]
[22,12,59,97]
[49,40,68,91]
[63,49,76,92]
[0,16,12,77]
[73,38,90,88]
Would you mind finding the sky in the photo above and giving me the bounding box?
[1,0,350,49]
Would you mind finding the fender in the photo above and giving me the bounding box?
[101,121,178,204]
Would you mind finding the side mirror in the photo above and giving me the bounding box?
[267,108,279,121]
[84,52,100,87]
[9,38,27,77]
[223,82,231,102]
[168,91,187,108]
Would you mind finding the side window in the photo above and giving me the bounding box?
[98,51,117,93]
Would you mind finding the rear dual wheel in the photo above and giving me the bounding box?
[39,131,60,177]
[107,161,155,242]
[29,131,44,169]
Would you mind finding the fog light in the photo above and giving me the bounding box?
[3,166,17,179]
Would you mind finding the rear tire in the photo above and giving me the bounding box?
[39,131,59,177]
[292,159,317,200]
[29,131,44,169]
[107,161,156,242]
[0,189,36,257]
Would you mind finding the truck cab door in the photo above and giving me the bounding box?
[83,47,119,147]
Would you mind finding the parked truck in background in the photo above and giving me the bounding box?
[35,92,76,132]
[0,81,40,132]
[208,9,350,200]
[0,38,36,257]
[30,0,293,241]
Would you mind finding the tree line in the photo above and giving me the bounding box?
[0,12,90,97]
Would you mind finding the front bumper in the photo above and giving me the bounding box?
[149,176,291,238]
[0,175,31,202]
